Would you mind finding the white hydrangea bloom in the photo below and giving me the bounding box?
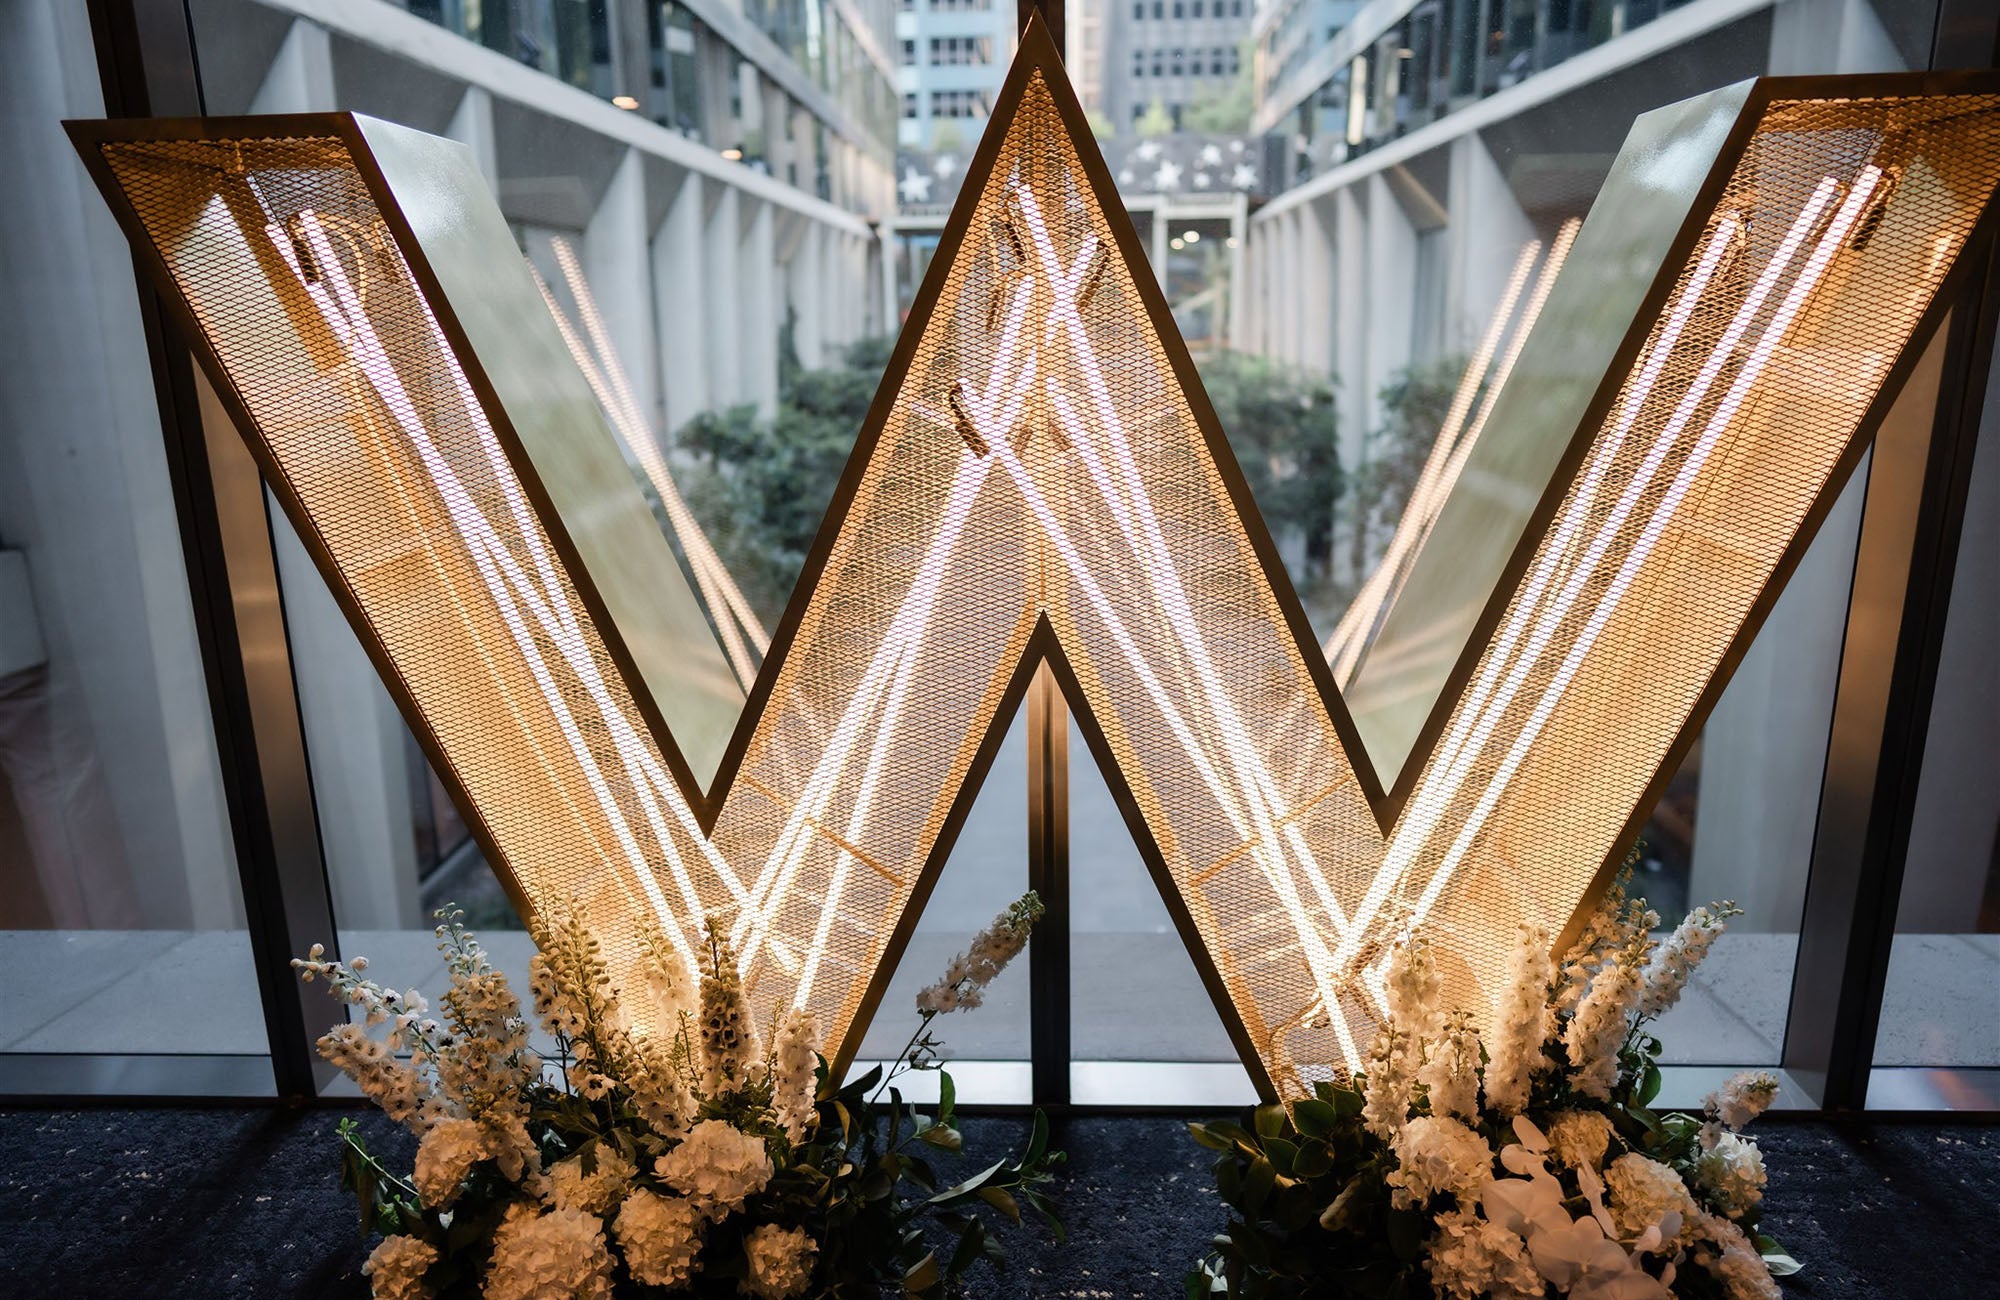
[1425,1207,1543,1300]
[1544,1110,1615,1171]
[412,1116,488,1208]
[1387,1115,1495,1210]
[1705,1070,1780,1130]
[1483,924,1555,1117]
[772,1008,821,1144]
[1695,1129,1767,1217]
[1602,1153,1697,1243]
[363,1234,436,1300]
[741,1223,817,1299]
[485,1204,615,1300]
[1690,1208,1781,1300]
[656,1119,774,1218]
[547,1144,636,1217]
[613,1189,704,1290]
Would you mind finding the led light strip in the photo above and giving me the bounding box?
[267,209,746,969]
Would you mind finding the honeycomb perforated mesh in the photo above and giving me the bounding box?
[98,135,732,1011]
[89,73,2000,1099]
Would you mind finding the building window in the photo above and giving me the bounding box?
[901,92,918,119]
[929,36,993,67]
[1133,1,1144,17]
[1173,0,1185,16]
[1192,0,1204,14]
[931,88,990,118]
[1152,1,1163,17]
[1133,50,1146,77]
[900,38,916,64]
[1152,52,1164,77]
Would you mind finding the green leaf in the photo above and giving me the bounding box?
[920,1124,963,1152]
[903,1251,941,1295]
[1332,1086,1366,1119]
[1291,1097,1339,1140]
[1764,1251,1804,1277]
[1253,1103,1289,1140]
[1025,1109,1051,1166]
[938,1070,957,1127]
[1262,1136,1299,1176]
[978,1185,1022,1224]
[1242,1156,1277,1215]
[1188,1122,1234,1151]
[1291,1139,1335,1180]
[946,1217,988,1279]
[1639,1062,1663,1106]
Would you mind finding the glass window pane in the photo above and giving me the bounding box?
[1872,339,2000,1090]
[0,1,268,1086]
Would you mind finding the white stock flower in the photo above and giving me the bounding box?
[1689,1208,1781,1300]
[1386,935,1442,1037]
[1695,1129,1766,1217]
[363,1234,437,1300]
[772,1008,821,1144]
[1705,1070,1779,1130]
[412,1116,488,1208]
[613,1189,704,1290]
[1484,924,1556,1117]
[485,1204,615,1300]
[1418,1010,1483,1122]
[1602,1153,1697,1244]
[741,1223,817,1299]
[1545,1110,1616,1171]
[1387,1115,1495,1210]
[1425,1207,1543,1300]
[1565,962,1641,1101]
[657,1119,774,1218]
[547,1145,636,1217]
[316,1023,427,1128]
[1638,904,1738,1019]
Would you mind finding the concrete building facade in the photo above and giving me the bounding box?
[895,0,1019,149]
[1102,0,1256,132]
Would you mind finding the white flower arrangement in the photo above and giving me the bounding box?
[1193,869,1795,1300]
[297,897,1062,1299]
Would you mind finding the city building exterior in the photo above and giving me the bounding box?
[895,0,1019,148]
[1102,0,1257,131]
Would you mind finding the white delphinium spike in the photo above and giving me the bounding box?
[697,918,760,1096]
[1563,893,1657,1100]
[772,1008,822,1144]
[1482,923,1555,1117]
[916,891,1043,1014]
[1362,936,1437,1139]
[1639,901,1741,1019]
[1418,1009,1483,1122]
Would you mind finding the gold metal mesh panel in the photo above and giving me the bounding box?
[1381,91,2000,1053]
[77,60,2000,1101]
[96,135,729,1010]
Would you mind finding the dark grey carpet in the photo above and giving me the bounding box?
[0,1109,1993,1298]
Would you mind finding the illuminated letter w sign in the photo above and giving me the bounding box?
[71,24,2000,1098]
